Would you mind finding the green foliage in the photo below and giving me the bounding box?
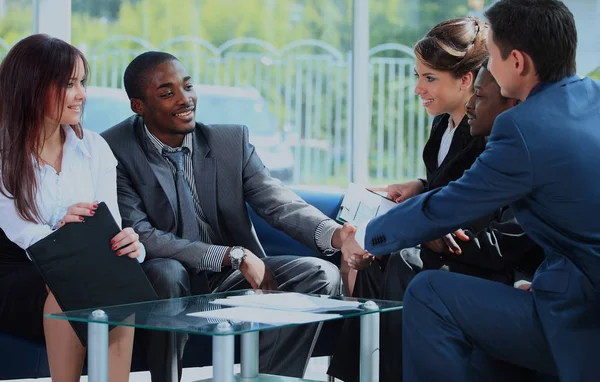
[67,0,352,52]
[0,2,33,47]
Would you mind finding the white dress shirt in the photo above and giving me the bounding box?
[0,126,144,262]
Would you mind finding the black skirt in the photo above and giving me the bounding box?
[0,260,48,343]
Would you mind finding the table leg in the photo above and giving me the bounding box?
[212,322,235,382]
[240,331,259,378]
[166,332,178,382]
[327,355,336,382]
[88,309,109,382]
[360,301,380,382]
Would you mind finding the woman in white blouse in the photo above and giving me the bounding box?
[0,35,141,381]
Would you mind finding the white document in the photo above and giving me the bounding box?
[337,182,397,226]
[187,306,340,325]
[210,292,361,312]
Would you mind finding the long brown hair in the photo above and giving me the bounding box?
[414,17,489,80]
[0,34,89,223]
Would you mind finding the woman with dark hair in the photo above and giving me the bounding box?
[0,34,142,381]
[331,17,489,382]
[342,16,489,295]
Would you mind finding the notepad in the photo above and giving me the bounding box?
[336,183,397,226]
[27,202,158,346]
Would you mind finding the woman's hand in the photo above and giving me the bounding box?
[369,180,425,203]
[57,202,98,227]
[111,227,142,259]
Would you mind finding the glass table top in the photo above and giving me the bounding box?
[45,289,402,336]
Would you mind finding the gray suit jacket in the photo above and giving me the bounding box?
[101,115,330,273]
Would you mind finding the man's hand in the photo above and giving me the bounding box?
[515,281,532,292]
[239,249,278,291]
[341,230,372,270]
[369,180,424,204]
[331,223,356,249]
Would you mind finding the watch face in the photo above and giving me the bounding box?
[231,248,245,260]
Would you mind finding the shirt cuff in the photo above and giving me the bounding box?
[315,219,340,256]
[202,245,228,272]
[136,242,146,263]
[354,220,369,251]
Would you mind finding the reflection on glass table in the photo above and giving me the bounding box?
[46,289,402,382]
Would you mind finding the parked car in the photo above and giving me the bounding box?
[83,85,294,184]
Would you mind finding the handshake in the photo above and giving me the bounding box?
[335,182,471,272]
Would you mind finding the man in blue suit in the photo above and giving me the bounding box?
[342,0,600,380]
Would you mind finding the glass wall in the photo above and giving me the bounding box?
[570,0,600,79]
[0,0,33,60]
[366,0,600,186]
[1,0,597,188]
[366,0,495,185]
[71,0,353,186]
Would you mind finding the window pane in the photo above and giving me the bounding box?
[0,0,33,60]
[72,0,352,186]
[570,0,600,78]
[368,0,496,185]
[368,0,600,185]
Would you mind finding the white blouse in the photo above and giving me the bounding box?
[0,126,144,262]
[437,117,457,167]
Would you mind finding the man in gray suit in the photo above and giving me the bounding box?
[101,51,350,382]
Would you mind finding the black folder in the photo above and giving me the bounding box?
[27,202,158,346]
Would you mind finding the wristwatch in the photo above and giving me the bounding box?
[229,246,247,270]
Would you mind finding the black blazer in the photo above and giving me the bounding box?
[418,113,497,277]
[101,116,330,274]
[418,115,542,283]
[420,206,545,284]
[422,114,486,191]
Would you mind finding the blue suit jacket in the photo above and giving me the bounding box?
[366,75,600,380]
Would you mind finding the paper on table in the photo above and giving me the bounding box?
[211,292,361,312]
[187,306,340,325]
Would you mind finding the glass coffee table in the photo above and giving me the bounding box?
[46,290,402,382]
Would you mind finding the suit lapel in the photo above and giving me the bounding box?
[192,124,223,242]
[134,117,179,218]
[423,114,447,173]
